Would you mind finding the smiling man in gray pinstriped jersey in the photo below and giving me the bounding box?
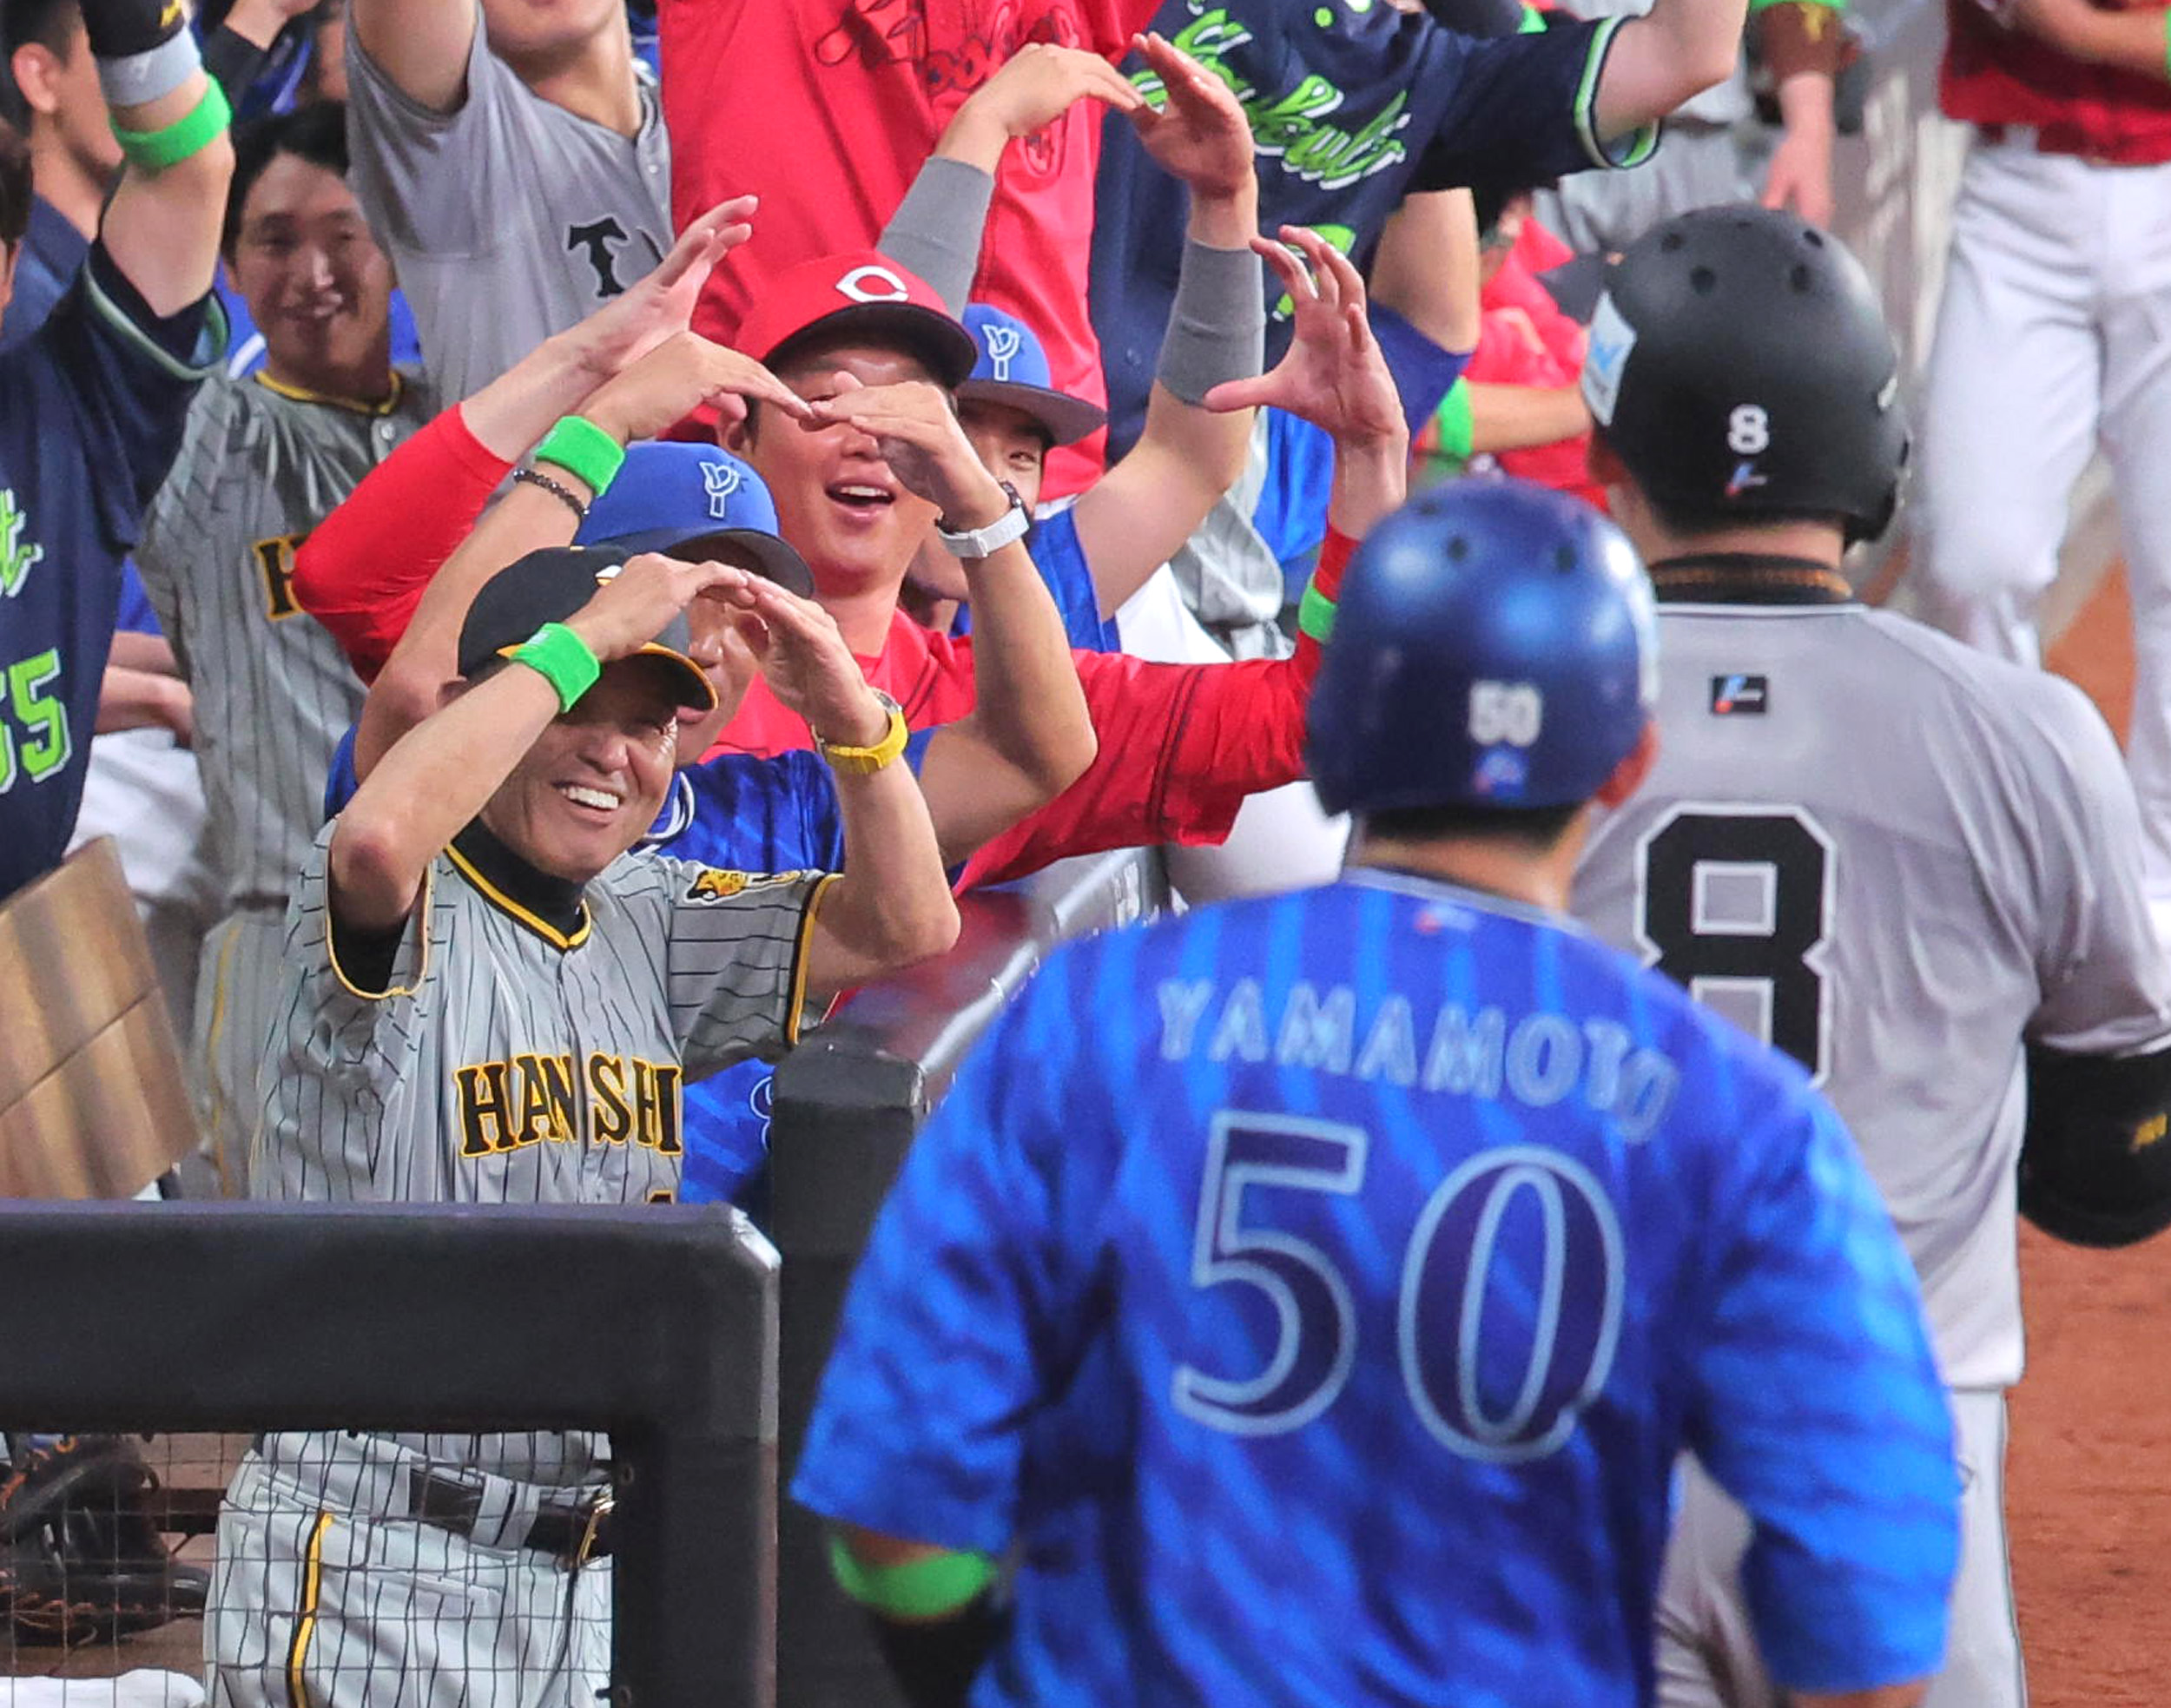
[207,534,962,1708]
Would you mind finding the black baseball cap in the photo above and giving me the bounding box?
[458,544,716,712]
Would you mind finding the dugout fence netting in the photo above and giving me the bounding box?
[0,1202,776,1708]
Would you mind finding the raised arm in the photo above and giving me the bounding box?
[1071,31,1264,615]
[355,326,808,778]
[348,0,481,113]
[802,373,1097,866]
[333,554,740,933]
[710,581,960,998]
[1207,228,1409,544]
[880,43,1145,315]
[86,0,237,317]
[1592,0,1749,141]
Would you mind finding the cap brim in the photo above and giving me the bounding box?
[767,302,979,388]
[601,526,817,601]
[957,379,1106,447]
[624,643,718,714]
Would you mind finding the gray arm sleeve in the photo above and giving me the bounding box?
[877,157,995,318]
[1155,237,1265,406]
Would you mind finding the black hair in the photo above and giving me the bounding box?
[3,0,77,61]
[1,0,76,129]
[0,115,28,249]
[1363,801,1584,853]
[222,101,351,258]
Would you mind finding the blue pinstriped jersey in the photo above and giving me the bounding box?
[794,869,1960,1707]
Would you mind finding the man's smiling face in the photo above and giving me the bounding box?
[478,660,683,880]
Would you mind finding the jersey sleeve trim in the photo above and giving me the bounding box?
[785,874,843,1047]
[325,865,433,1003]
[1574,17,1662,169]
[82,262,227,383]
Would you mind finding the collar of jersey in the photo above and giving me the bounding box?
[1341,864,1583,935]
[447,820,591,951]
[252,368,406,417]
[1646,553,1858,606]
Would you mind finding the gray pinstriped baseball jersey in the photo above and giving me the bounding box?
[134,369,438,909]
[344,3,670,403]
[1573,602,2171,1390]
[258,821,832,1482]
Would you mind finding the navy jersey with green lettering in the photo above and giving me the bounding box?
[0,247,218,901]
[795,870,1960,1705]
[1092,0,1655,454]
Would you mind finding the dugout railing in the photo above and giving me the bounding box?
[769,847,1168,1708]
[0,1199,778,1708]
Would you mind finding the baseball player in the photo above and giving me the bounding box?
[131,102,437,1190]
[1568,206,2171,1708]
[210,542,960,1708]
[0,0,233,905]
[1903,0,2171,933]
[793,478,1961,1708]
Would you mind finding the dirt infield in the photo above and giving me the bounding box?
[2016,568,2169,1705]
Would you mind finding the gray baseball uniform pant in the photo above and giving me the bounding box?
[207,1432,610,1708]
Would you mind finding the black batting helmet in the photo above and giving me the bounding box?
[1580,207,1908,543]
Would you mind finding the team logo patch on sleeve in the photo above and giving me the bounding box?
[685,867,813,902]
[1709,674,1768,716]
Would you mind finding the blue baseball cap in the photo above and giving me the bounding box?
[957,304,1106,448]
[575,442,815,597]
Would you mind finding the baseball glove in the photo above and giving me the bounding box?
[0,1434,209,1646]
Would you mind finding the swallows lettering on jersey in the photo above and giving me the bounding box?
[1138,9,1412,194]
[0,489,43,599]
[454,1052,683,1159]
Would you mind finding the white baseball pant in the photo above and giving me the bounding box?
[1910,136,2171,910]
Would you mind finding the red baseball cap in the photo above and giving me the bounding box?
[734,251,979,388]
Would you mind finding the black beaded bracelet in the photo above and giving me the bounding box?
[512,464,590,525]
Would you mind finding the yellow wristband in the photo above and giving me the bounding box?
[814,690,908,775]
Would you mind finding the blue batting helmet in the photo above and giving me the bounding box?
[1307,480,1658,816]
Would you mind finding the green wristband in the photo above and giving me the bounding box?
[1433,378,1475,464]
[110,78,231,172]
[534,415,626,498]
[825,1534,995,1621]
[504,621,601,714]
[1298,579,1338,646]
[2162,6,2170,83]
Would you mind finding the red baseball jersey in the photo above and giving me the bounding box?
[659,0,1162,498]
[1940,0,2171,164]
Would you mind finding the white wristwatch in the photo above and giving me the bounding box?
[937,482,1030,560]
